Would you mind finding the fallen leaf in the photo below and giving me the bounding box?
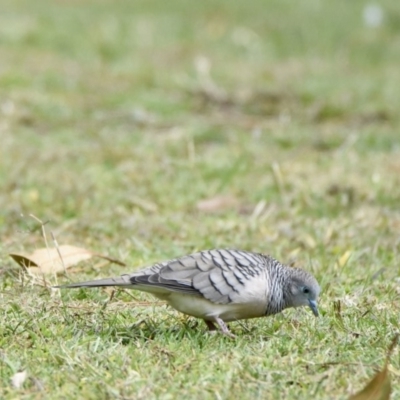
[11,370,27,389]
[349,334,398,400]
[301,234,316,249]
[196,195,239,213]
[338,250,352,268]
[10,245,125,275]
[129,196,158,213]
[349,364,390,400]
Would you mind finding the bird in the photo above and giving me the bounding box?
[55,249,320,337]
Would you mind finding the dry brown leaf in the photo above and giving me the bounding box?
[349,335,398,400]
[9,245,125,275]
[349,363,391,400]
[196,195,239,213]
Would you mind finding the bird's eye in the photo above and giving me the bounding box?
[303,288,310,294]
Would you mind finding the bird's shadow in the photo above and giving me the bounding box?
[61,305,277,344]
[88,317,275,344]
[65,309,220,344]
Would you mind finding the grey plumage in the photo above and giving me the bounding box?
[55,249,320,336]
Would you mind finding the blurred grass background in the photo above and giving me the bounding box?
[0,0,399,399]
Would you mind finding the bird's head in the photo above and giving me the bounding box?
[286,269,320,316]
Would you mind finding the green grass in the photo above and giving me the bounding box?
[1,0,400,398]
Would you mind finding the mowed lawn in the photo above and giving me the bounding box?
[1,0,399,398]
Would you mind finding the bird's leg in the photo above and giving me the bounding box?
[204,320,217,331]
[213,317,236,338]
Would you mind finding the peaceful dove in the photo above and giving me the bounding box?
[55,249,320,336]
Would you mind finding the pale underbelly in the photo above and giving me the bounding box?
[162,292,266,322]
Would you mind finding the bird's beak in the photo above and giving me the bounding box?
[308,299,319,317]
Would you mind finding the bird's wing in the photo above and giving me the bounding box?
[130,249,267,304]
[57,249,268,305]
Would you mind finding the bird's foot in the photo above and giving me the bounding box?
[213,317,236,339]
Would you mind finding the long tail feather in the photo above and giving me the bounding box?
[54,275,132,289]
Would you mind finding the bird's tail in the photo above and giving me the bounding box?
[53,275,132,289]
